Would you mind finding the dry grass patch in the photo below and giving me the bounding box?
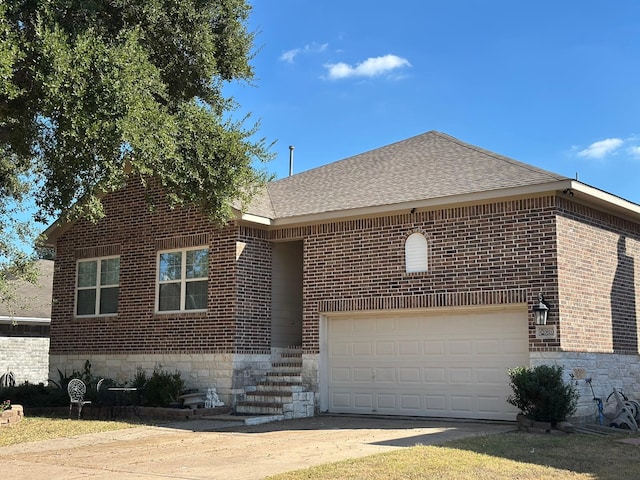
[0,417,134,446]
[268,431,640,480]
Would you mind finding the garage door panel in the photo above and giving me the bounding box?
[327,308,528,420]
[353,367,373,382]
[450,395,473,413]
[449,340,472,355]
[331,392,351,408]
[376,318,398,333]
[353,342,372,355]
[449,367,473,383]
[330,366,351,382]
[399,341,420,356]
[423,341,446,355]
[476,367,508,383]
[503,339,528,354]
[399,367,421,383]
[353,319,374,333]
[426,395,447,411]
[377,394,397,409]
[425,367,446,382]
[400,394,421,410]
[376,341,395,355]
[475,339,500,354]
[375,367,396,383]
[330,341,351,356]
[478,395,506,414]
[354,393,374,409]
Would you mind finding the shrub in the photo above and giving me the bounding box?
[507,365,579,424]
[140,367,184,407]
[0,382,68,407]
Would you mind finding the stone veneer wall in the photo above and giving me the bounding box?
[531,351,640,422]
[49,352,272,406]
[0,337,49,385]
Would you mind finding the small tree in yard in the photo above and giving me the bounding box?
[507,365,579,425]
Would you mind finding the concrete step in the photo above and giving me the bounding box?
[271,362,302,371]
[245,391,293,403]
[256,382,304,393]
[209,414,285,426]
[266,372,302,383]
[235,402,284,415]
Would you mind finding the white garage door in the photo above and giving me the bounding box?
[326,308,529,421]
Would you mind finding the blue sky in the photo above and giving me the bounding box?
[225,0,640,204]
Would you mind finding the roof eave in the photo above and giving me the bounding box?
[263,181,573,227]
[241,179,640,228]
[569,180,640,219]
[0,316,51,325]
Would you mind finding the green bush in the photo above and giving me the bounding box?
[139,366,184,407]
[0,382,68,407]
[507,365,579,424]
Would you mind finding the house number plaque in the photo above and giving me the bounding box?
[535,325,557,340]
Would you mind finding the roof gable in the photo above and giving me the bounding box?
[250,131,568,220]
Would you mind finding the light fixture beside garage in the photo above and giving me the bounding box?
[532,293,550,325]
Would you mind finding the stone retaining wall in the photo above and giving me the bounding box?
[49,352,273,407]
[531,351,640,422]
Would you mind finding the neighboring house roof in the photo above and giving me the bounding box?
[0,259,53,324]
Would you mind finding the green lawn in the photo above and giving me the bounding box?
[0,417,135,446]
[267,431,640,480]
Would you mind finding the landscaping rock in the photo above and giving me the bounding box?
[1,404,23,427]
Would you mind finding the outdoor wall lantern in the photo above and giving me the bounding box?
[532,293,550,325]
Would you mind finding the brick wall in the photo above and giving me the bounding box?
[50,184,640,373]
[556,197,640,354]
[236,227,272,351]
[272,196,561,354]
[50,179,271,359]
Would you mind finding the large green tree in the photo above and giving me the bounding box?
[0,1,271,294]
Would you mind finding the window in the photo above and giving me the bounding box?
[405,233,428,273]
[76,257,120,316]
[157,247,209,312]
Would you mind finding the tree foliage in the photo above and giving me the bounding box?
[0,0,271,293]
[1,0,270,224]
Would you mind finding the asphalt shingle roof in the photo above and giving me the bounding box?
[247,131,568,220]
[0,260,53,319]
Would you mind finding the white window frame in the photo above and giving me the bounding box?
[405,232,428,273]
[75,255,120,317]
[156,246,209,313]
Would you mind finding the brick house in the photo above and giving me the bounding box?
[44,131,640,421]
[0,259,53,385]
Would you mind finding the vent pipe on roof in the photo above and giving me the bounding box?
[289,145,295,176]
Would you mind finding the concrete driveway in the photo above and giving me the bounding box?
[3,415,515,480]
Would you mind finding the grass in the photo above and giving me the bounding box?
[0,417,135,447]
[3,418,640,479]
[267,432,640,480]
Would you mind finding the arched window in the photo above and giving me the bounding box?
[405,232,428,273]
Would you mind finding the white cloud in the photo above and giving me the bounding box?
[628,145,640,158]
[280,42,328,63]
[325,54,411,80]
[577,138,624,159]
[280,49,300,63]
